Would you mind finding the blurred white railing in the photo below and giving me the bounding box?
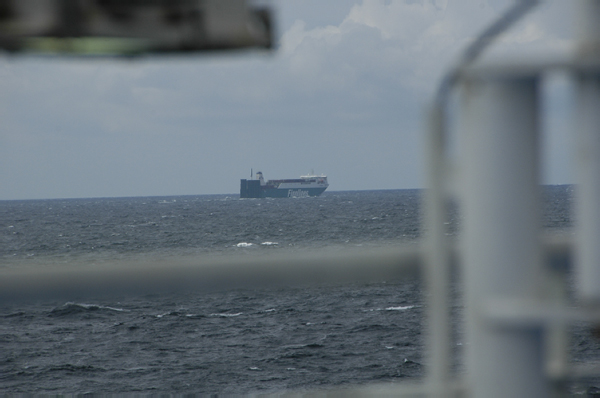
[424,0,600,397]
[0,245,423,300]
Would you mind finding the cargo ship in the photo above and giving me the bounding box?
[240,171,328,198]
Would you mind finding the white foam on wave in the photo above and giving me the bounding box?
[281,344,307,350]
[261,242,278,246]
[185,314,205,319]
[78,302,128,312]
[63,302,129,312]
[236,242,253,247]
[385,305,415,311]
[210,312,242,318]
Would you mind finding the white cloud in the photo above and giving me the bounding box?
[0,1,580,199]
[277,1,501,98]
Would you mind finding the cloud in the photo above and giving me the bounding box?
[0,1,580,199]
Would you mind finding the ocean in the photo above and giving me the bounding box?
[1,187,595,395]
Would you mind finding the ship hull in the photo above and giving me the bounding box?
[262,186,327,198]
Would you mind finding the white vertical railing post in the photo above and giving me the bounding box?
[575,0,600,304]
[424,103,452,397]
[459,76,547,397]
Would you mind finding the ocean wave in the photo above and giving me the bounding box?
[281,342,325,350]
[236,242,254,248]
[1,311,26,318]
[185,314,206,319]
[365,305,416,312]
[49,302,129,317]
[47,364,105,373]
[385,305,415,311]
[155,311,183,318]
[402,358,422,368]
[209,312,242,318]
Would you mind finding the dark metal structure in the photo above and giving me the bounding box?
[0,0,272,55]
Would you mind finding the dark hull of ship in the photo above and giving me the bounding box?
[240,179,327,198]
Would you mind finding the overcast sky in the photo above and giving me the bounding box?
[0,0,577,200]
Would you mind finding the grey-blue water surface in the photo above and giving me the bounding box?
[1,187,596,395]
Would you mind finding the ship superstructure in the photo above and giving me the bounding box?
[240,171,328,198]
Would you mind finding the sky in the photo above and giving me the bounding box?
[0,0,577,200]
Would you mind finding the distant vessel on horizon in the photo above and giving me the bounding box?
[240,171,328,198]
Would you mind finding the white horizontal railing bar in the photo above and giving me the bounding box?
[457,54,600,80]
[546,361,600,383]
[274,380,467,398]
[0,245,423,301]
[0,234,571,301]
[482,299,600,327]
[564,362,600,381]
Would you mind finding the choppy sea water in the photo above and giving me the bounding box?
[1,187,597,395]
[1,190,422,263]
